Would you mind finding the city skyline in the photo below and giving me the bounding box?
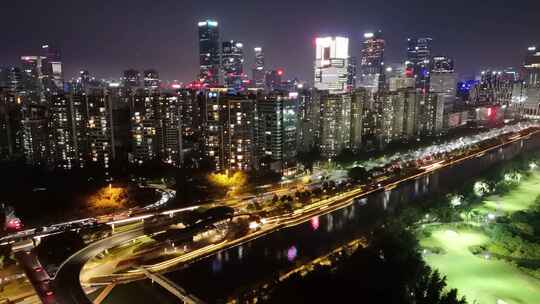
[2,2,540,303]
[1,0,539,82]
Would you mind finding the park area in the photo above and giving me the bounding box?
[418,170,540,304]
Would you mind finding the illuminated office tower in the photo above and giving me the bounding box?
[524,46,540,87]
[0,67,24,96]
[198,19,220,86]
[348,56,357,90]
[72,70,94,94]
[471,70,514,105]
[252,47,266,89]
[143,69,160,92]
[358,31,385,92]
[41,44,63,91]
[265,69,284,92]
[430,56,456,94]
[222,40,245,89]
[20,56,44,100]
[314,37,350,93]
[430,56,457,114]
[320,92,351,158]
[122,69,141,88]
[406,37,433,90]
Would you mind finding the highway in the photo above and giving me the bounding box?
[53,228,145,304]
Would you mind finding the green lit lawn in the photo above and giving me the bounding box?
[419,171,540,304]
[421,228,540,304]
[480,171,540,215]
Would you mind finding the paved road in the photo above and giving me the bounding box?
[53,228,145,304]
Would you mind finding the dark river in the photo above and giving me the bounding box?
[96,132,540,304]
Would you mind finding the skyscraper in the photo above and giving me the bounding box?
[20,56,44,100]
[358,31,385,92]
[198,19,220,86]
[123,69,141,88]
[524,46,540,87]
[471,70,514,105]
[406,37,433,90]
[430,56,456,94]
[252,47,266,89]
[314,36,350,93]
[265,69,284,92]
[222,40,245,89]
[41,44,63,91]
[143,69,160,91]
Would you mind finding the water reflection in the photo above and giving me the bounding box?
[310,216,320,231]
[326,213,334,232]
[238,245,244,260]
[287,246,298,262]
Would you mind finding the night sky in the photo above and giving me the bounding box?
[1,0,539,82]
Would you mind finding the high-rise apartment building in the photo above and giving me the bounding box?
[154,94,183,166]
[130,92,157,164]
[255,92,298,171]
[48,94,76,169]
[350,88,367,151]
[21,103,49,166]
[85,89,114,172]
[204,92,256,171]
[319,91,351,158]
